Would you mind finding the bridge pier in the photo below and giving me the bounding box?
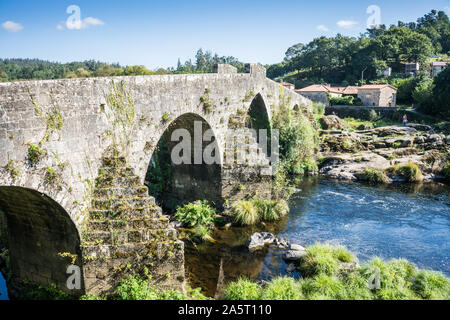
[82,148,185,296]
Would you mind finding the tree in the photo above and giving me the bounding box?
[415,10,450,53]
[0,70,8,82]
[432,66,450,119]
[376,26,433,69]
[195,49,207,72]
[123,65,154,76]
[284,43,305,61]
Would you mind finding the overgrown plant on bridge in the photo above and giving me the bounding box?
[104,80,136,158]
[271,91,319,176]
[26,88,64,165]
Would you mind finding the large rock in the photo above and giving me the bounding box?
[282,249,307,262]
[407,123,432,132]
[368,126,417,137]
[282,243,307,262]
[247,232,276,252]
[320,115,345,130]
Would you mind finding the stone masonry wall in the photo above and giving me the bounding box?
[0,64,313,295]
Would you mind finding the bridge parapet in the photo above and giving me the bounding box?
[214,64,238,74]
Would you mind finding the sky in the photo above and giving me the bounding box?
[1,0,449,69]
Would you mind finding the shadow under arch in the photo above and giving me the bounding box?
[247,93,272,154]
[0,187,83,299]
[145,113,222,212]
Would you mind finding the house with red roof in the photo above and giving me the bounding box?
[357,84,397,107]
[294,84,343,106]
[295,84,397,107]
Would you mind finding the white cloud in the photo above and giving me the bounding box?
[317,25,329,32]
[56,23,64,30]
[337,20,358,29]
[445,6,450,14]
[2,21,24,32]
[66,17,104,30]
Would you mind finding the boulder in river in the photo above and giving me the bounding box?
[282,243,307,262]
[247,232,277,252]
[282,250,307,262]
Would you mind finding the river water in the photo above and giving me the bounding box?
[1,178,449,299]
[185,178,450,297]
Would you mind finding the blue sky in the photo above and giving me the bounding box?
[1,0,449,69]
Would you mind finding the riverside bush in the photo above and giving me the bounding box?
[443,162,450,181]
[299,243,357,277]
[387,163,424,182]
[272,96,319,175]
[231,199,289,225]
[361,169,390,184]
[223,243,450,300]
[174,201,215,227]
[223,278,262,300]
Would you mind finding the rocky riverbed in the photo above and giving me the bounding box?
[318,115,450,183]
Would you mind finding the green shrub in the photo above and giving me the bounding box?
[300,274,345,300]
[80,293,106,300]
[231,199,289,225]
[45,167,58,184]
[5,160,20,179]
[368,110,378,122]
[174,201,215,228]
[361,169,390,184]
[292,157,319,175]
[223,244,450,301]
[193,224,211,241]
[223,278,262,300]
[329,95,355,106]
[231,200,258,226]
[27,144,45,164]
[312,102,325,116]
[443,162,450,181]
[252,199,289,221]
[116,275,187,300]
[360,258,417,300]
[116,275,157,300]
[411,270,450,300]
[273,200,290,219]
[299,243,357,277]
[23,283,69,300]
[397,163,423,182]
[260,277,303,300]
[272,97,319,175]
[161,112,170,123]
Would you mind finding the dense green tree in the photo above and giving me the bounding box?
[284,43,305,61]
[431,66,450,118]
[123,65,154,76]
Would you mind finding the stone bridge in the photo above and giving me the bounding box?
[0,64,312,298]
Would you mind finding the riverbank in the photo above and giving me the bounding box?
[318,116,450,183]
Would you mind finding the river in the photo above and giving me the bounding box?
[184,178,450,297]
[1,178,449,299]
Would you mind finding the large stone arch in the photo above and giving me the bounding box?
[0,186,83,299]
[246,93,272,154]
[145,113,222,211]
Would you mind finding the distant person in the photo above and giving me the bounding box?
[402,115,408,127]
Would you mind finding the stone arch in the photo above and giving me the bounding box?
[145,113,222,212]
[0,186,83,299]
[247,93,272,154]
